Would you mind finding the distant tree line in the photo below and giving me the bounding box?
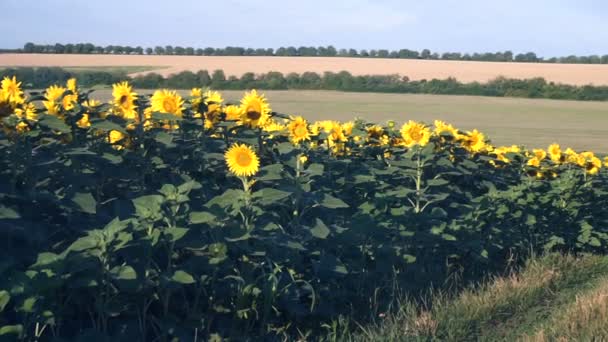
[2,67,608,101]
[5,42,608,64]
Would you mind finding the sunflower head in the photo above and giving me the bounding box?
[112,81,138,117]
[342,121,355,136]
[14,103,37,122]
[62,93,78,111]
[1,76,25,105]
[547,143,562,163]
[66,78,78,93]
[400,121,431,148]
[533,149,547,161]
[77,113,91,129]
[434,120,458,137]
[586,156,602,175]
[151,89,185,117]
[225,143,260,177]
[367,125,384,139]
[224,105,243,121]
[239,90,271,128]
[461,129,486,153]
[328,121,346,143]
[527,157,541,168]
[288,116,310,144]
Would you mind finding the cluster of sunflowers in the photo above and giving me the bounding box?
[1,75,606,179]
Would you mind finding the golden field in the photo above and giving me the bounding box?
[2,53,608,85]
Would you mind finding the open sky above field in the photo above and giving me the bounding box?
[85,89,608,152]
[1,0,607,57]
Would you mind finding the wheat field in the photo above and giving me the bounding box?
[2,53,608,85]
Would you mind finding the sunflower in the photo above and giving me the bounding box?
[342,121,354,136]
[239,90,271,128]
[107,130,127,150]
[225,143,260,177]
[527,157,541,168]
[43,85,67,115]
[586,156,602,175]
[62,93,78,111]
[1,76,25,104]
[367,125,384,139]
[191,88,203,98]
[202,90,224,126]
[400,121,431,147]
[66,78,78,93]
[263,119,286,133]
[603,157,608,168]
[224,105,243,121]
[15,121,30,133]
[151,89,184,117]
[564,148,578,164]
[328,121,346,143]
[434,120,458,137]
[77,114,91,129]
[14,103,37,122]
[547,143,562,163]
[288,116,310,144]
[461,129,486,153]
[534,149,547,160]
[112,81,138,119]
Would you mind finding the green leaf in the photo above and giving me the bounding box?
[110,265,137,280]
[39,114,70,133]
[402,254,417,263]
[258,164,284,181]
[18,297,37,313]
[0,291,9,312]
[0,325,22,336]
[90,120,127,134]
[310,218,330,239]
[152,111,183,121]
[68,236,99,252]
[172,270,195,284]
[427,178,449,187]
[72,192,97,214]
[320,194,349,209]
[306,163,325,177]
[165,227,189,242]
[0,206,19,219]
[189,211,216,224]
[154,131,175,147]
[31,252,62,268]
[252,188,291,206]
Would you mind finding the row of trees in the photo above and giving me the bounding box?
[8,42,608,64]
[3,67,608,101]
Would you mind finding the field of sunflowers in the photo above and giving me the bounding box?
[1,75,608,340]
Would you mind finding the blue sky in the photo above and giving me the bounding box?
[1,0,607,57]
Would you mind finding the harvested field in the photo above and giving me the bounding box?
[2,53,608,85]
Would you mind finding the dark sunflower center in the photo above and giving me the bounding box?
[119,95,129,106]
[247,111,261,121]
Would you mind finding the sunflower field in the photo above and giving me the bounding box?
[1,76,608,341]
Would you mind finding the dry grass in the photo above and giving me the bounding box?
[527,278,608,341]
[2,54,608,86]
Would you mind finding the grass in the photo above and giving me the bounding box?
[86,89,608,152]
[327,253,608,341]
